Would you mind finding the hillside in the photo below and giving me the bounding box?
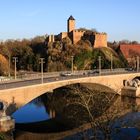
[91,47,126,69]
[0,37,128,73]
[74,47,126,70]
[98,47,124,66]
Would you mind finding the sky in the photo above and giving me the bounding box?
[0,0,140,42]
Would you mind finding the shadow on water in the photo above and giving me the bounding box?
[11,83,140,139]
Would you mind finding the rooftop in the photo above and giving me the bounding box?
[68,15,75,20]
[120,44,140,58]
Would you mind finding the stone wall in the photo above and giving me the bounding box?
[57,32,68,40]
[71,30,85,44]
[93,33,107,48]
[46,16,108,49]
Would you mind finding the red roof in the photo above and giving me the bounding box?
[120,44,140,59]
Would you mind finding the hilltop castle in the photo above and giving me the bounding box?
[47,16,107,48]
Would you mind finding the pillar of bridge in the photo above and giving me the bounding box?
[121,87,140,97]
[49,109,56,119]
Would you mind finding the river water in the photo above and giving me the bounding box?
[11,84,140,140]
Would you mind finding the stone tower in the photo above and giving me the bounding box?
[67,15,75,32]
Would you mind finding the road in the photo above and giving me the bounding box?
[0,69,137,90]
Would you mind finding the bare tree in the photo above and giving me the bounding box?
[61,84,128,140]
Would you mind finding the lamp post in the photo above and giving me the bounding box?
[12,57,18,80]
[7,53,11,78]
[136,56,139,72]
[111,54,113,71]
[71,56,74,74]
[8,54,11,78]
[40,58,45,84]
[98,56,101,75]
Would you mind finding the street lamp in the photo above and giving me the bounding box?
[8,54,11,78]
[40,58,45,84]
[71,56,74,74]
[111,54,113,71]
[98,56,101,75]
[136,56,139,72]
[12,57,18,80]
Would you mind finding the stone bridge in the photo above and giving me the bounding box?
[0,72,140,115]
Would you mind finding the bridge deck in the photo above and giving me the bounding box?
[0,71,137,91]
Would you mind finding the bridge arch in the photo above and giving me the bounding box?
[0,73,140,115]
[132,76,140,80]
[29,82,117,106]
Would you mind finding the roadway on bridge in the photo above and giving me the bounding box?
[0,70,137,90]
[0,75,84,90]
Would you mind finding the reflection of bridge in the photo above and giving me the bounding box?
[0,72,140,114]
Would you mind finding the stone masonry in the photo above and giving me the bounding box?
[47,15,107,48]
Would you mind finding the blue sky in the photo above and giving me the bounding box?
[0,0,140,42]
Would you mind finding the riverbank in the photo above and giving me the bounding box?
[15,123,91,140]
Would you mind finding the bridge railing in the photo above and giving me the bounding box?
[0,68,138,84]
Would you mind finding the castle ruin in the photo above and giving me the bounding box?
[47,16,107,48]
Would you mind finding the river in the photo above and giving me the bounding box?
[10,84,140,140]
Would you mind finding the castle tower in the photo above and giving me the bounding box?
[48,34,54,43]
[67,15,75,32]
[93,33,107,48]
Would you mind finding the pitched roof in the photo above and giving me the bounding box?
[68,15,75,20]
[120,44,140,58]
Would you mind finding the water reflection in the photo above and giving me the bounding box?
[11,84,140,139]
[12,100,50,123]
